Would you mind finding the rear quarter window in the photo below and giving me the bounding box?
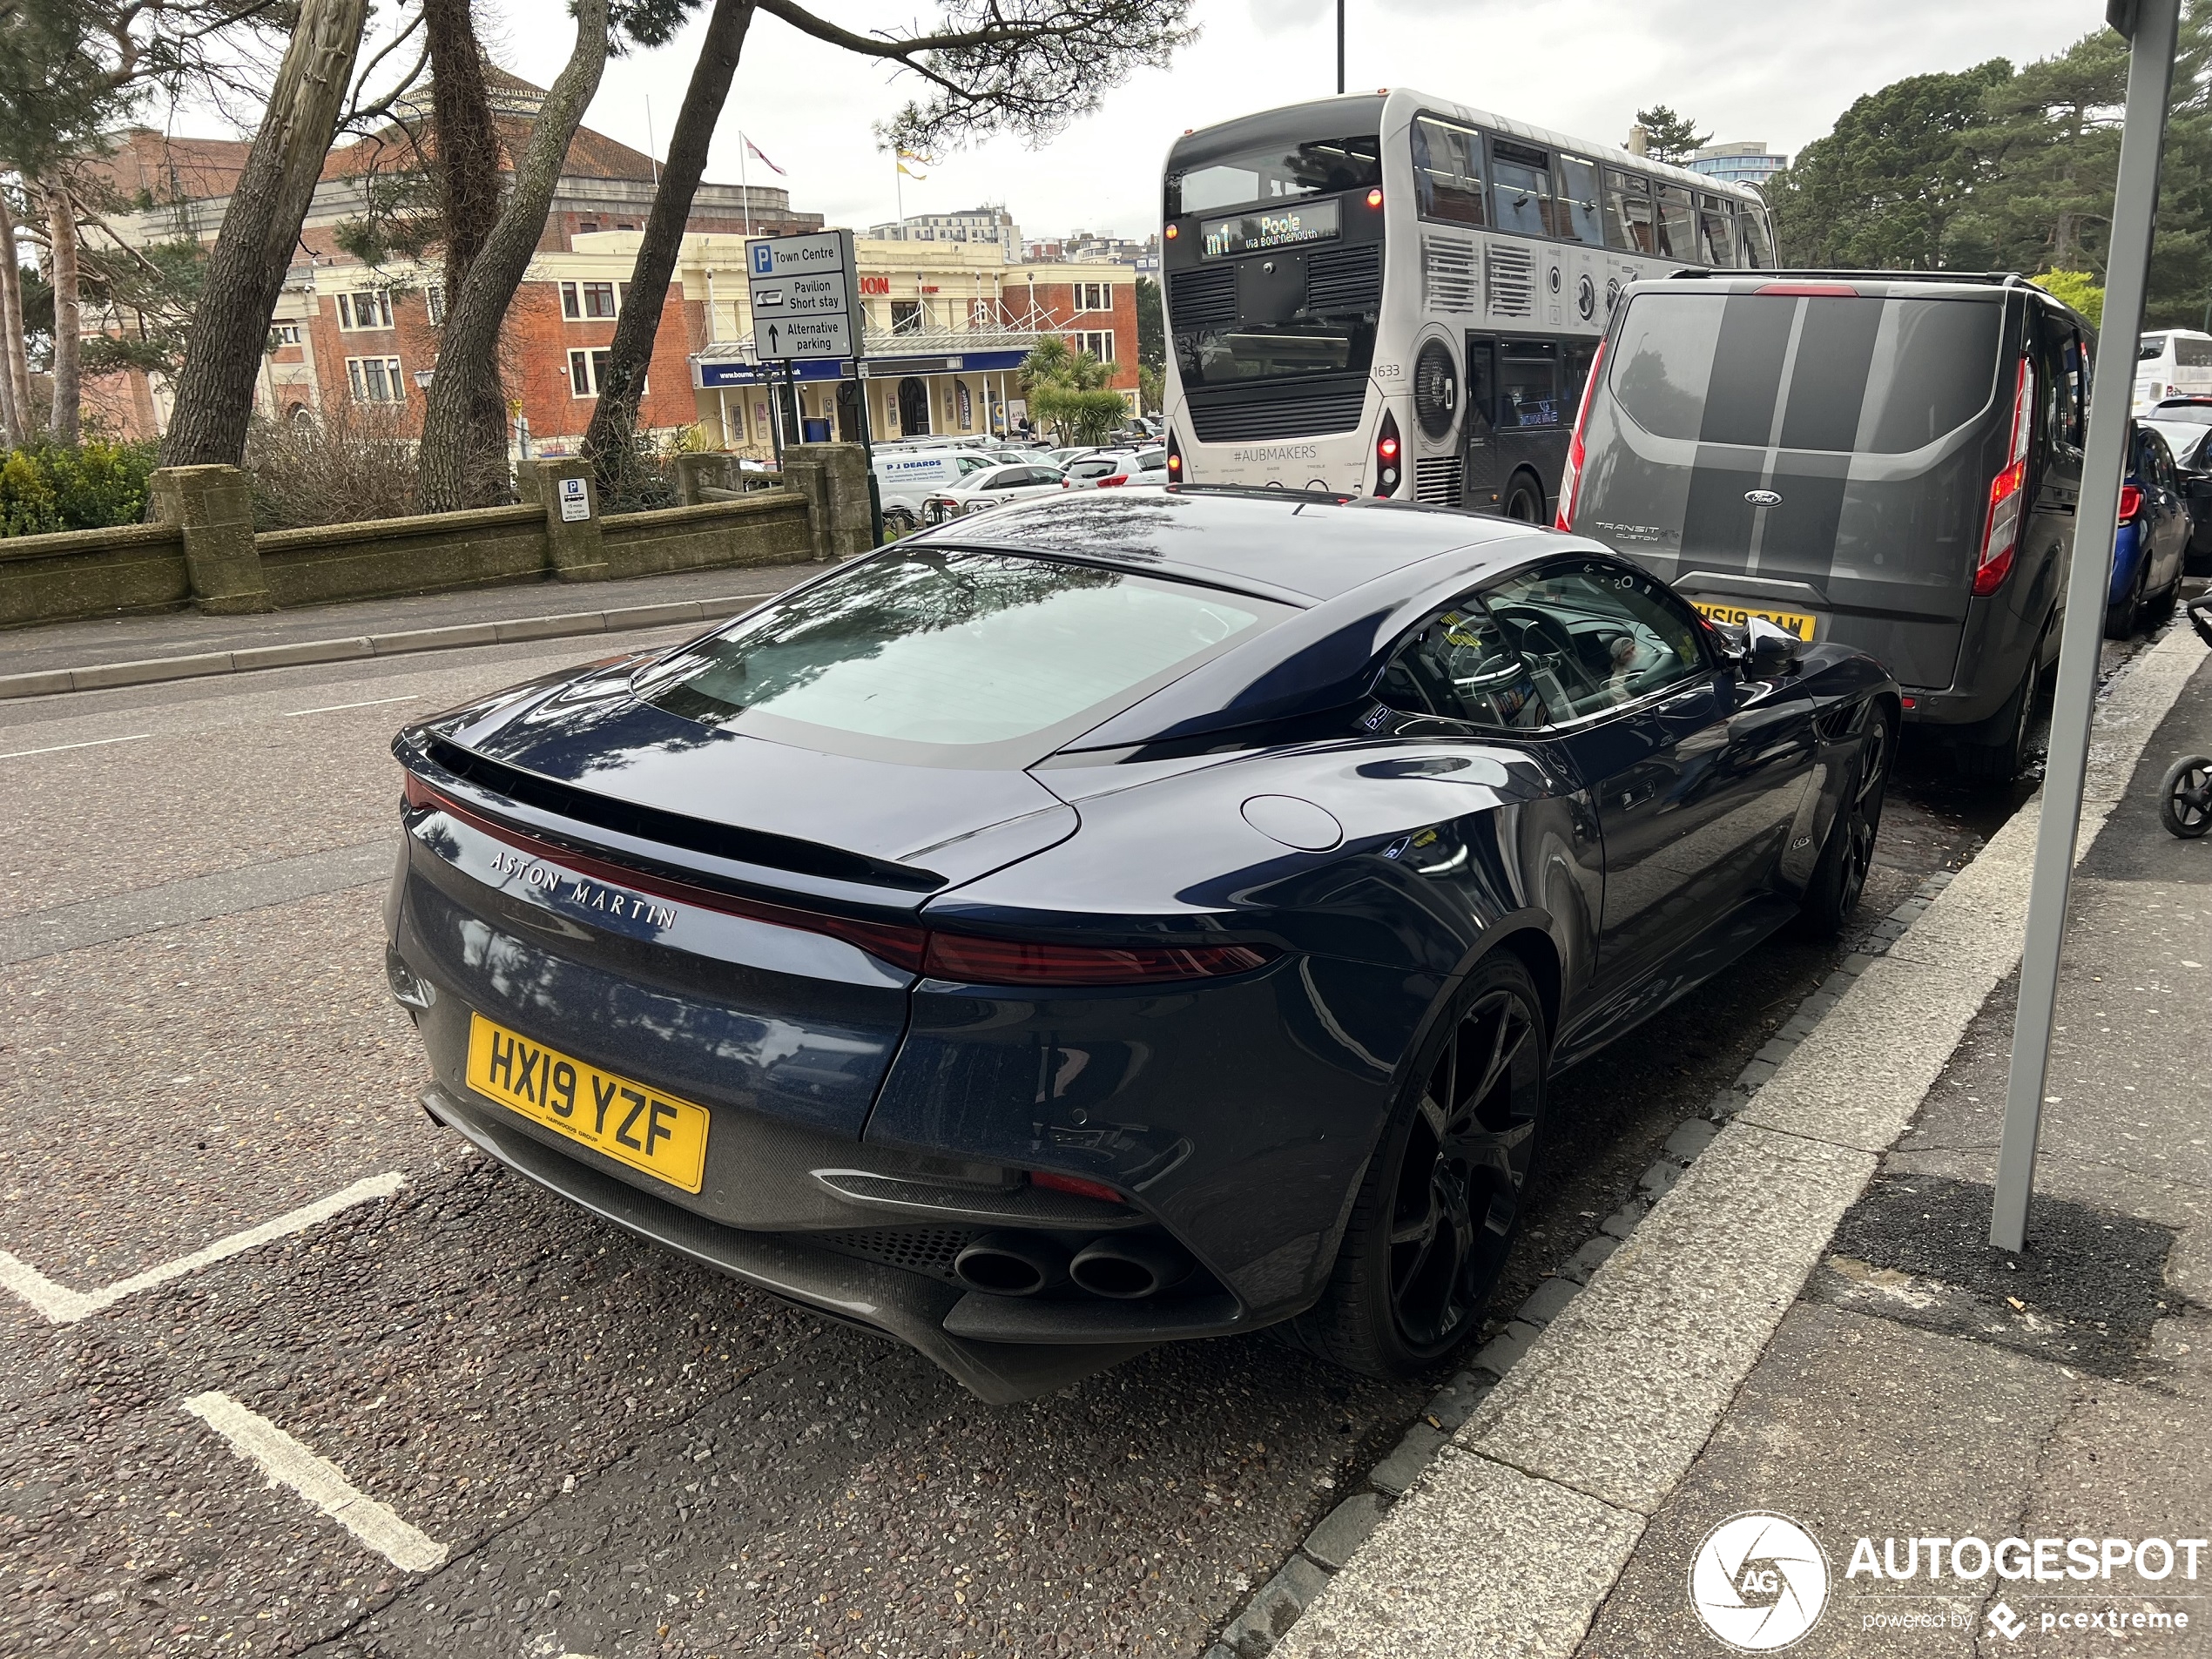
[1608,292,2003,455]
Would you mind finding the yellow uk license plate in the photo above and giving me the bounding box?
[1692,599,1819,642]
[465,1013,710,1194]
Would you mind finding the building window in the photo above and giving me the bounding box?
[578,220,600,234]
[270,323,301,347]
[1075,330,1116,364]
[335,291,393,330]
[346,355,404,401]
[890,300,923,334]
[566,347,635,397]
[583,281,617,318]
[426,285,446,325]
[1076,280,1112,312]
[560,281,621,320]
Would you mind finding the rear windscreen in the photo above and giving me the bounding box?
[632,550,1282,765]
[1608,293,2003,455]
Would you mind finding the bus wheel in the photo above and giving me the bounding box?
[1503,475,1544,523]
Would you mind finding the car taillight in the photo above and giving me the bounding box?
[1973,351,2036,597]
[1029,1170,1126,1204]
[1373,410,1401,497]
[1554,336,1606,530]
[402,768,1276,987]
[921,934,1277,987]
[2119,483,2144,523]
[1096,474,1130,487]
[1166,428,1184,483]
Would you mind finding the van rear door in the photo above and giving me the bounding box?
[1572,285,2011,690]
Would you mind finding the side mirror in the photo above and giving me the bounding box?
[1742,616,1801,677]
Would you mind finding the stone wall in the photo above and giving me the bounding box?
[0,445,870,631]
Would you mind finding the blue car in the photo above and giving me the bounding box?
[387,489,1898,1399]
[2110,422,2190,637]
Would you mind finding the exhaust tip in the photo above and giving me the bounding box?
[1069,1237,1193,1301]
[953,1231,1069,1298]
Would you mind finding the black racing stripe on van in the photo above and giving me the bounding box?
[1682,452,1763,570]
[1697,293,1795,447]
[1779,299,1883,452]
[1757,470,1849,581]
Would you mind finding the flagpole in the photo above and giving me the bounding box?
[895,155,905,235]
[740,134,752,239]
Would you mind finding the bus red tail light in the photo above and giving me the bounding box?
[1554,337,1606,530]
[1366,187,1384,210]
[1373,411,1402,496]
[1973,353,2036,597]
[1166,428,1184,482]
[2119,483,2144,523]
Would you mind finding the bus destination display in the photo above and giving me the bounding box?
[1201,199,1341,260]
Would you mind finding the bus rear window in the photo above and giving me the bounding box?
[1606,292,2004,455]
[1170,135,1381,218]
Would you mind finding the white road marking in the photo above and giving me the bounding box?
[281,694,422,718]
[0,732,151,760]
[0,1172,404,1324]
[181,1390,448,1571]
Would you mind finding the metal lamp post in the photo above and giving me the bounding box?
[1990,0,2180,1251]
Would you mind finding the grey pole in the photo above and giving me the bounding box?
[1337,0,1345,95]
[1991,0,2179,1251]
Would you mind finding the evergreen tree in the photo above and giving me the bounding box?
[1633,105,1709,165]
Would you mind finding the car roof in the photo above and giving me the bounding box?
[908,485,1541,605]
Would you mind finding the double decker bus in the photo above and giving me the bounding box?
[1160,90,1777,519]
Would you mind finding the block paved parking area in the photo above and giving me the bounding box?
[0,604,2128,1658]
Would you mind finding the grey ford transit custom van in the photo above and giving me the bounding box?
[1557,271,2092,781]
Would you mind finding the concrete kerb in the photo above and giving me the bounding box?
[0,595,768,700]
[1255,622,2209,1659]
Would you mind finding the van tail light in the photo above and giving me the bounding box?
[1973,352,2037,597]
[2119,483,2144,523]
[1373,410,1402,496]
[1166,428,1184,482]
[1756,282,1860,297]
[1555,337,1607,530]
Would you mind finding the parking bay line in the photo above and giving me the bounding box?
[0,1172,405,1324]
[182,1390,448,1572]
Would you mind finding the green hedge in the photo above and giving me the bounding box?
[0,438,159,537]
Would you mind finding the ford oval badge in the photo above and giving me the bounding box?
[1745,489,1784,508]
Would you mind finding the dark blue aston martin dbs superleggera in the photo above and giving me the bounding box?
[387,488,1897,1401]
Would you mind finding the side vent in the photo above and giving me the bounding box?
[1422,234,1479,314]
[1485,243,1535,318]
[1168,265,1238,329]
[1414,455,1464,506]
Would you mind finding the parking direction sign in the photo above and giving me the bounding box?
[747,229,859,361]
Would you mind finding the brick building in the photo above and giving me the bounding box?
[76,77,1145,462]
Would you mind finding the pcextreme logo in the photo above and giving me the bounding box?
[1689,1512,1832,1651]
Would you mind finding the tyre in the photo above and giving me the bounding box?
[2145,576,2180,630]
[1792,711,1892,939]
[2160,755,2212,838]
[1957,658,2039,786]
[2106,556,2145,638]
[1287,953,1548,1379]
[1502,475,1545,523]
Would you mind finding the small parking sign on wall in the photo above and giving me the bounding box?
[558,475,590,523]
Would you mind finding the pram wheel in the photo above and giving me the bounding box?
[2159,754,2212,838]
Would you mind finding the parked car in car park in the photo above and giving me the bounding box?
[1561,269,2093,784]
[387,487,1898,1399]
[2109,423,2191,637]
[921,461,1072,522]
[2142,395,2212,571]
[873,448,1000,531]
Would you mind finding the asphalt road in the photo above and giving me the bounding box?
[0,614,2148,1659]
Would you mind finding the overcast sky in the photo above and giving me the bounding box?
[462,0,2101,243]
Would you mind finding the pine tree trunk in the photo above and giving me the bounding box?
[159,0,369,469]
[0,192,22,445]
[46,179,82,444]
[423,0,511,502]
[582,0,754,471]
[417,0,608,512]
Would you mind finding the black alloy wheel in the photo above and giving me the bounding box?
[2107,553,2148,639]
[1502,475,1545,523]
[1289,954,1548,1378]
[1794,712,1892,939]
[1959,653,2040,786]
